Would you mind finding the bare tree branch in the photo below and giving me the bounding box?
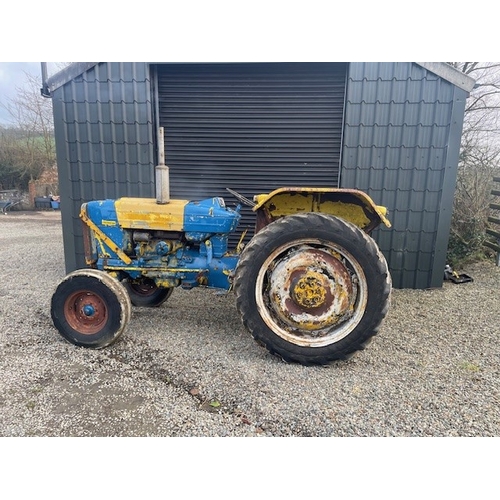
[0,71,55,190]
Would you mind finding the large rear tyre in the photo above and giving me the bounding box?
[124,278,173,307]
[51,269,132,348]
[234,213,391,365]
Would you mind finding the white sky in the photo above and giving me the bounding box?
[0,3,496,126]
[0,62,62,125]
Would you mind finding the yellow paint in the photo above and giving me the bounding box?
[292,274,327,309]
[103,265,206,273]
[96,237,111,258]
[318,200,371,228]
[101,220,117,227]
[236,229,248,254]
[155,279,179,288]
[80,207,132,265]
[253,187,391,229]
[376,205,389,218]
[115,198,189,231]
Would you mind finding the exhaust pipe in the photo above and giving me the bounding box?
[155,127,170,204]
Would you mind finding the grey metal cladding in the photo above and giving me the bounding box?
[52,62,155,272]
[341,62,463,289]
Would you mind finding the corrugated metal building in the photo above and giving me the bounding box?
[45,62,475,289]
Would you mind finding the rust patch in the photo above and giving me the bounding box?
[267,246,355,333]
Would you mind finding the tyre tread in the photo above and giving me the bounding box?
[234,213,391,365]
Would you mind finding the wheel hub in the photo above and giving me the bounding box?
[290,271,328,310]
[130,278,157,296]
[64,291,108,335]
[82,304,96,317]
[267,246,355,333]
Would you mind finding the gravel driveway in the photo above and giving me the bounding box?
[1,211,499,437]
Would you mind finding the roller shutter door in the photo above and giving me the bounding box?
[155,62,347,242]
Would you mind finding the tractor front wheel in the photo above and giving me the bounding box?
[51,269,131,348]
[234,213,391,365]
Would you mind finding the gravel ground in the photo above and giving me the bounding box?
[1,210,499,437]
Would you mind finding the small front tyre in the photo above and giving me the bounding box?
[51,269,132,348]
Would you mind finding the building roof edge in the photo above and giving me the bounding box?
[416,62,476,93]
[46,63,100,93]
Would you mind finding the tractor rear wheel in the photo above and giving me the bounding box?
[234,213,391,365]
[124,278,173,307]
[51,269,131,348]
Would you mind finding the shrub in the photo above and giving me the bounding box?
[447,147,500,267]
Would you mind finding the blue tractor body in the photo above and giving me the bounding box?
[81,196,242,291]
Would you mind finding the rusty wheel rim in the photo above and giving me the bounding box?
[256,240,368,347]
[64,290,108,335]
[129,279,157,296]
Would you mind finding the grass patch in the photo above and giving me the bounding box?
[459,361,480,372]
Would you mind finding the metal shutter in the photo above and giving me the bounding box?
[155,62,347,243]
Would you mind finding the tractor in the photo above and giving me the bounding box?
[51,130,392,365]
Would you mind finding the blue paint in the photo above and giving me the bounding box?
[84,196,243,292]
[85,200,125,260]
[83,304,95,316]
[184,197,240,241]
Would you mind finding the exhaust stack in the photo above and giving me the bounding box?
[155,127,170,204]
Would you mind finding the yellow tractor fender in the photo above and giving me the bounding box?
[252,187,391,233]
